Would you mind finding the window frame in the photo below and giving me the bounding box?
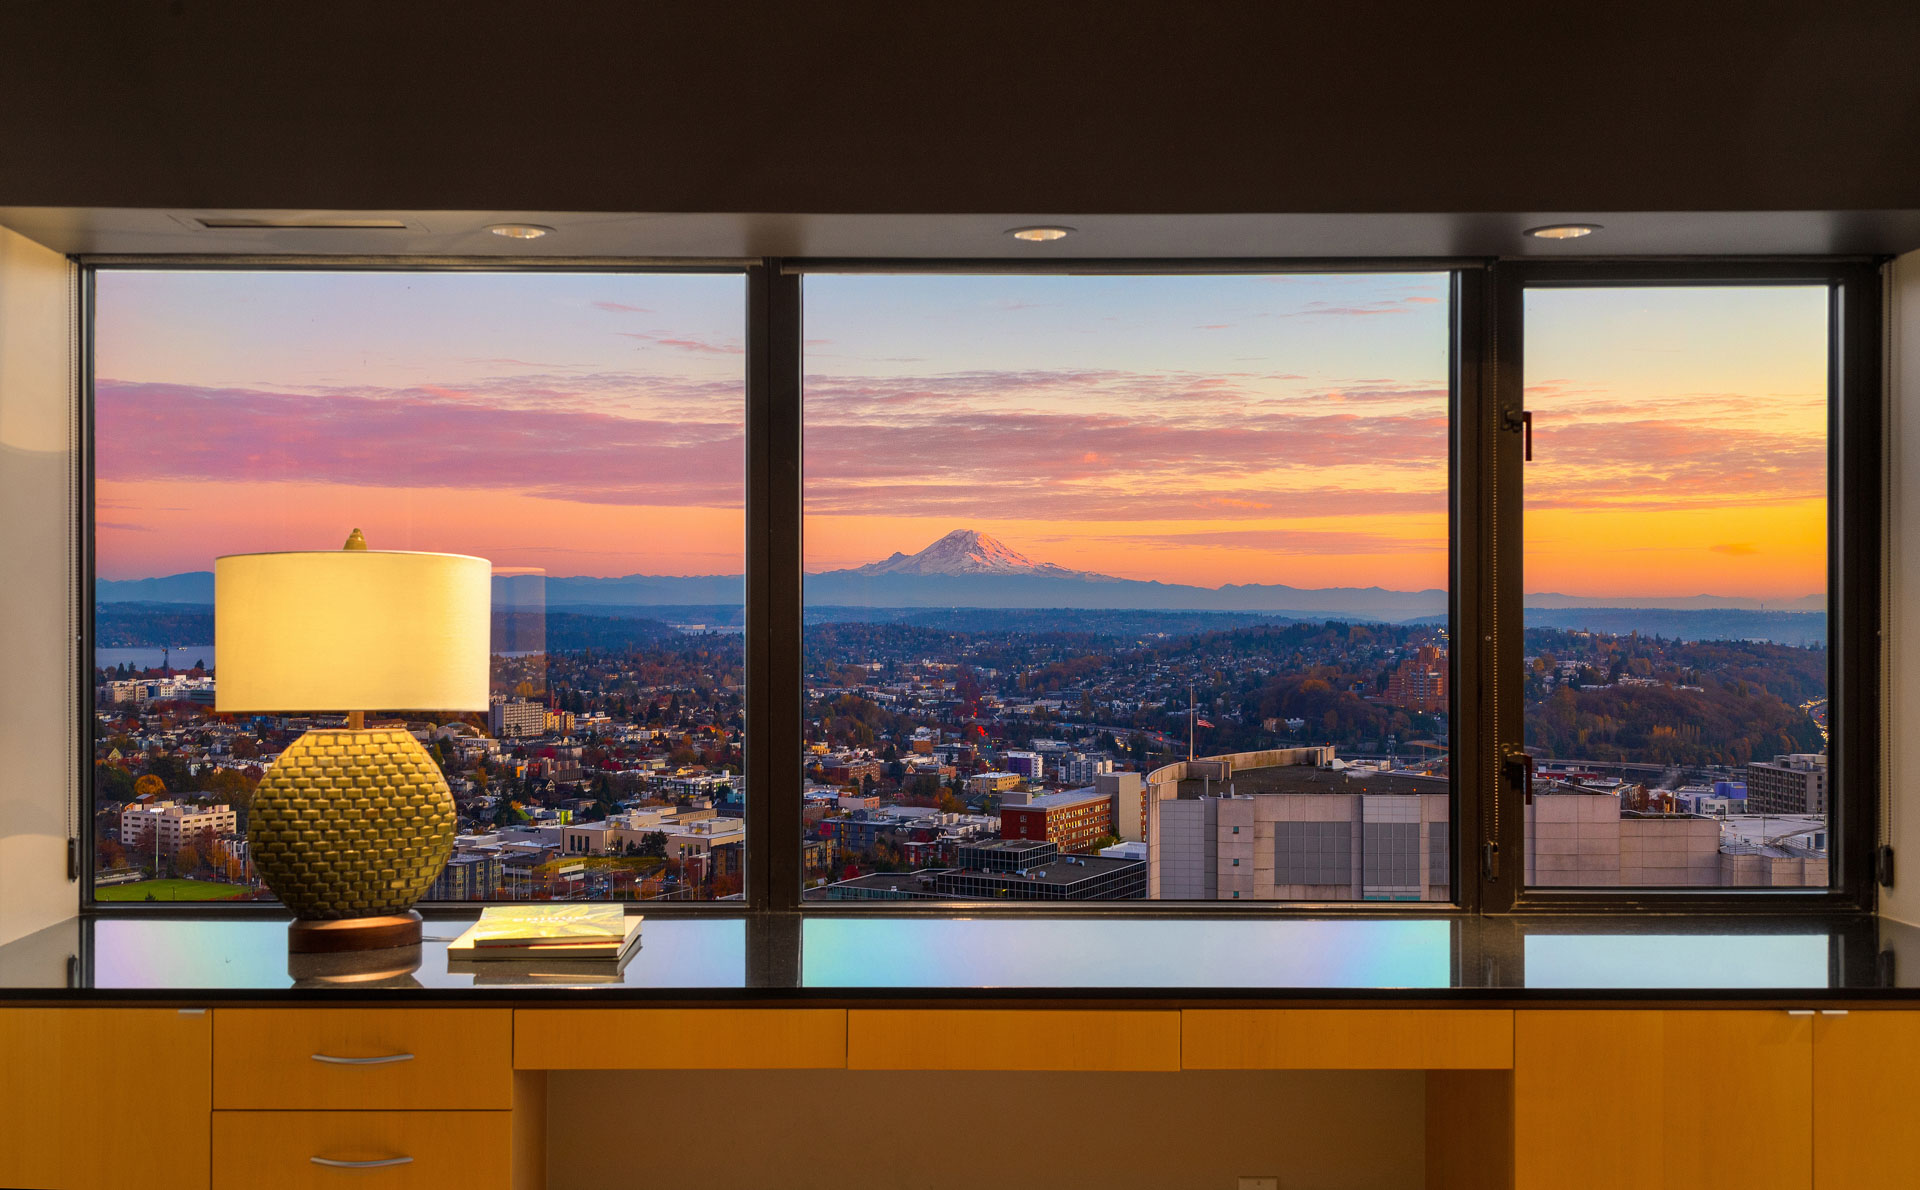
[1480,258,1883,914]
[72,254,1885,919]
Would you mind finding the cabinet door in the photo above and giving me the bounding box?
[0,1007,212,1190]
[1812,1010,1920,1188]
[1515,1010,1811,1190]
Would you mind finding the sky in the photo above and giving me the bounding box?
[93,270,1827,601]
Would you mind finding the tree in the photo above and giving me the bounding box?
[174,844,201,875]
[133,773,166,799]
[639,830,668,859]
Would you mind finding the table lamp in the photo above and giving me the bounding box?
[216,530,491,951]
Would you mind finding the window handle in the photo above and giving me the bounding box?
[311,1052,415,1065]
[311,1156,414,1169]
[1522,410,1533,461]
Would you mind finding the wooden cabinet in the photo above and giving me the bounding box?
[1514,1010,1812,1190]
[215,1008,514,1109]
[847,1009,1181,1070]
[514,1008,847,1069]
[0,1007,212,1190]
[1812,1010,1920,1188]
[212,1110,511,1190]
[1183,1009,1513,1069]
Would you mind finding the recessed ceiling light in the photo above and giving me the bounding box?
[487,224,555,240]
[1008,226,1073,242]
[195,217,409,230]
[1525,223,1602,240]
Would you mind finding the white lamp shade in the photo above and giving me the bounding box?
[215,550,491,713]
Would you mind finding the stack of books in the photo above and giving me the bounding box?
[447,904,642,984]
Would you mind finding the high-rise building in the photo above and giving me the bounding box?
[489,696,546,738]
[1745,754,1829,815]
[1058,753,1115,784]
[1384,645,1448,713]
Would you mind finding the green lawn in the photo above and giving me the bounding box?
[95,878,248,902]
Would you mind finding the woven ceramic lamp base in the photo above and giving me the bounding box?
[247,727,455,951]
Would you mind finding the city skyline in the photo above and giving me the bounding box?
[95,271,1827,600]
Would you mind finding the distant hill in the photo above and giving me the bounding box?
[91,530,1822,634]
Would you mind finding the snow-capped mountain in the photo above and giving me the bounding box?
[847,529,1110,579]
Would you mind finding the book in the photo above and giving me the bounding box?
[448,941,643,984]
[460,903,631,946]
[447,915,642,962]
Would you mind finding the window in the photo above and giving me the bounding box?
[89,268,748,903]
[1518,284,1832,890]
[798,271,1453,902]
[78,257,1881,915]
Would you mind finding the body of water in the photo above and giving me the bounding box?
[96,646,215,671]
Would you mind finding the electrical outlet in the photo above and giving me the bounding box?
[1237,1178,1279,1190]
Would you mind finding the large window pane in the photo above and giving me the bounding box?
[91,269,747,902]
[801,272,1452,901]
[1521,286,1830,888]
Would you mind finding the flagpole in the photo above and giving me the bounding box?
[1188,684,1195,761]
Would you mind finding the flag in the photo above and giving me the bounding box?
[1196,718,1214,729]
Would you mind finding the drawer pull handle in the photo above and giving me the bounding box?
[311,1156,414,1169]
[311,1052,416,1065]
[1821,1009,1850,1016]
[1785,1010,1816,1016]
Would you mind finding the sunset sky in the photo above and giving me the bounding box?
[94,270,1827,602]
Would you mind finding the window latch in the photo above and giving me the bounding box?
[1502,407,1533,460]
[1501,745,1535,802]
[1481,841,1500,881]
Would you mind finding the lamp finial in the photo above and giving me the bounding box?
[343,528,368,551]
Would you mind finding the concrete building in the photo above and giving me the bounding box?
[1002,750,1045,780]
[1098,771,1146,842]
[1057,753,1115,785]
[1145,748,1447,901]
[488,696,545,738]
[118,801,237,857]
[426,851,502,900]
[1002,787,1115,852]
[1746,753,1829,815]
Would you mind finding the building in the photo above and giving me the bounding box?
[1098,771,1145,842]
[965,770,1023,795]
[488,696,546,739]
[1056,753,1114,785]
[426,851,502,900]
[1384,645,1448,713]
[1144,749,1447,901]
[935,845,1145,900]
[1002,750,1045,780]
[1001,787,1115,853]
[822,757,884,785]
[118,801,237,857]
[1746,754,1829,815]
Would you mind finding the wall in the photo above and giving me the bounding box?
[0,225,76,944]
[547,1068,1424,1190]
[1885,250,1920,925]
[2,2,1918,215]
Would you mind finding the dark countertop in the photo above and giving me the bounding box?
[7,911,1920,1005]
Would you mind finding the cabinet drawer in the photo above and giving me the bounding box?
[213,1111,509,1190]
[515,1008,847,1069]
[847,1010,1180,1070]
[1183,1009,1514,1069]
[215,1009,512,1109]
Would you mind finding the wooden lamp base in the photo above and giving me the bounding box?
[287,911,424,953]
